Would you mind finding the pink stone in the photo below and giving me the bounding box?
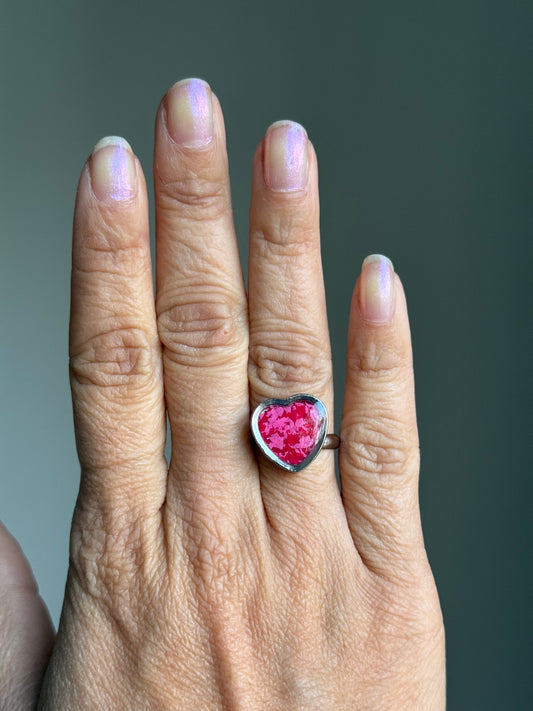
[257,400,323,466]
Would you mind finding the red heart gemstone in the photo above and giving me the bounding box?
[257,399,324,466]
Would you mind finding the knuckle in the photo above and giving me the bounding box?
[252,222,318,258]
[74,219,146,277]
[347,344,412,381]
[193,525,240,600]
[158,173,229,224]
[181,494,247,605]
[363,576,444,665]
[69,326,157,394]
[157,290,247,366]
[341,416,419,478]
[278,531,323,593]
[69,502,143,610]
[249,335,331,396]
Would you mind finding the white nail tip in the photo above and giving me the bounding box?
[362,254,394,271]
[92,136,133,154]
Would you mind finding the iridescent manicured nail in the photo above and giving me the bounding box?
[359,254,395,324]
[264,121,308,192]
[90,136,137,202]
[166,78,214,148]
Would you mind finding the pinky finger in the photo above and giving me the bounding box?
[339,255,425,580]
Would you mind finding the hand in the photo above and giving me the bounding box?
[0,522,54,710]
[38,78,445,709]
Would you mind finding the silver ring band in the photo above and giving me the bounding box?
[323,434,340,449]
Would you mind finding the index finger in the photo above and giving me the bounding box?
[69,137,167,513]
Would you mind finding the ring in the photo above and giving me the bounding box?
[251,394,340,472]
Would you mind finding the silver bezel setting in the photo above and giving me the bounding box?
[251,394,328,472]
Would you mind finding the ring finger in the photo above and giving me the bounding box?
[248,122,341,534]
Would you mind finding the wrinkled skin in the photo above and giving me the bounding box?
[2,79,445,710]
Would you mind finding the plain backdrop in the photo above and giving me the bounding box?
[1,1,531,708]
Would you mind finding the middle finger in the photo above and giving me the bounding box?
[154,79,254,510]
[248,121,339,529]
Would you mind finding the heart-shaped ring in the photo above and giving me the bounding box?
[251,394,339,472]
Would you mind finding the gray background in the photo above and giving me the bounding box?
[1,0,531,708]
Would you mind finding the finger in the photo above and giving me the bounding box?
[153,79,253,508]
[69,137,167,513]
[248,122,339,531]
[340,255,425,580]
[0,521,54,710]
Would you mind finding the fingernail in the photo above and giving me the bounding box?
[264,121,308,192]
[359,254,395,324]
[90,136,137,202]
[166,78,214,148]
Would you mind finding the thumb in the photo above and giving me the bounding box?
[0,521,54,711]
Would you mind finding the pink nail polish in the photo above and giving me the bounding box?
[166,78,214,147]
[359,254,395,324]
[90,136,137,202]
[264,121,308,192]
